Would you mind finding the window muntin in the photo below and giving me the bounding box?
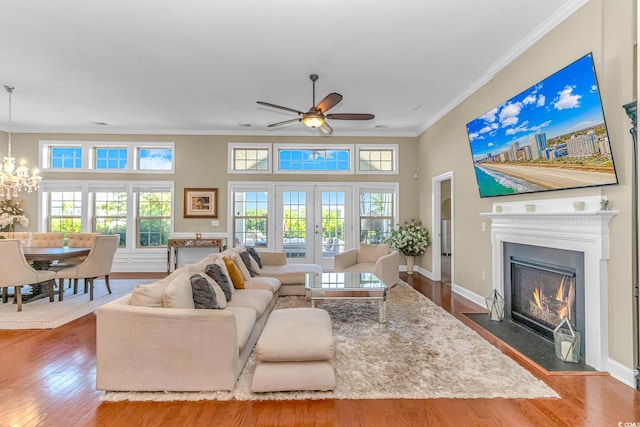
[359,191,394,244]
[48,191,83,232]
[233,148,269,171]
[50,147,82,169]
[137,191,171,248]
[278,148,350,172]
[359,149,394,172]
[95,148,128,170]
[94,192,127,246]
[138,148,173,171]
[233,191,268,248]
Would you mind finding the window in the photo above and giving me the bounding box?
[233,191,268,248]
[138,147,173,171]
[359,191,394,244]
[94,192,127,246]
[229,144,271,173]
[40,180,174,250]
[95,148,128,170]
[50,147,82,169]
[40,141,174,173]
[277,147,351,173]
[137,191,172,247]
[356,145,398,174]
[48,191,83,232]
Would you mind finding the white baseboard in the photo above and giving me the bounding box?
[607,358,638,389]
[451,283,486,309]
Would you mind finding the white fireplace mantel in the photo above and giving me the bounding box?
[480,196,617,371]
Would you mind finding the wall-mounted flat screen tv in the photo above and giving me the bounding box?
[466,53,618,198]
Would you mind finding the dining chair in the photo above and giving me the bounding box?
[55,235,119,301]
[50,233,100,286]
[29,232,65,247]
[0,232,31,246]
[0,239,57,311]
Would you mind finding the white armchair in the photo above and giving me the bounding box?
[333,243,399,287]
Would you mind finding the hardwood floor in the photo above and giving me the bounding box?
[1,273,638,426]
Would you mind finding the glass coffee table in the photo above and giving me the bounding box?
[305,272,388,324]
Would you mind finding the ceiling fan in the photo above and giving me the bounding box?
[257,74,375,135]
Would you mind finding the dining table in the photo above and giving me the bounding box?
[21,246,91,302]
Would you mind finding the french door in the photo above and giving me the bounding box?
[276,184,352,269]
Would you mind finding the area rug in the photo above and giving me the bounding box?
[101,282,559,401]
[0,279,154,329]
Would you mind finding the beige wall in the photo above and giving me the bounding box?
[417,0,636,369]
[0,133,418,234]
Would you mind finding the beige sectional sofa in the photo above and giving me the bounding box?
[96,247,321,392]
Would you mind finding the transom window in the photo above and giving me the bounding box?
[50,147,83,169]
[95,148,128,170]
[278,148,351,172]
[359,149,394,172]
[40,141,174,173]
[229,144,271,172]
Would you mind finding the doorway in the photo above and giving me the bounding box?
[431,172,454,284]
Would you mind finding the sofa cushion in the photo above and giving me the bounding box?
[223,256,245,289]
[233,253,253,281]
[130,280,166,307]
[190,274,222,309]
[259,263,322,285]
[226,289,273,317]
[357,243,389,263]
[224,307,258,352]
[244,276,281,293]
[247,246,263,268]
[342,263,376,274]
[204,263,233,302]
[163,271,195,309]
[239,251,256,277]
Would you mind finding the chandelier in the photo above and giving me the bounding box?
[1,85,41,200]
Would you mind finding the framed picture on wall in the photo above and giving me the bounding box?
[184,188,218,218]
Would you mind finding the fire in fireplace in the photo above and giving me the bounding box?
[510,258,577,340]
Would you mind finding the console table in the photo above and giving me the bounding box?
[167,237,227,273]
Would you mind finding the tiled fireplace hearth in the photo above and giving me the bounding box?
[481,196,616,371]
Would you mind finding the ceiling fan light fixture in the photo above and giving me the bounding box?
[302,113,324,128]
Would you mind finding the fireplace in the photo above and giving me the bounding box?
[481,196,614,371]
[503,243,585,356]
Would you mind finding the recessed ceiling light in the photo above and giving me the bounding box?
[91,121,109,126]
[375,125,388,129]
[238,123,252,127]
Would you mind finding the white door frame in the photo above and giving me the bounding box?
[431,171,454,283]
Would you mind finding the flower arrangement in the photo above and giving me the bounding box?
[385,219,431,257]
[0,199,29,232]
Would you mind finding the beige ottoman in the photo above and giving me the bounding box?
[251,307,336,392]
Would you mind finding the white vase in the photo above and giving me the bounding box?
[406,256,415,274]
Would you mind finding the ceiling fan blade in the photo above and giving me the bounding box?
[267,118,302,128]
[326,113,375,120]
[257,101,304,115]
[318,122,333,135]
[316,93,343,113]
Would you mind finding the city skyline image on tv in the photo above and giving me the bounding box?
[466,52,618,198]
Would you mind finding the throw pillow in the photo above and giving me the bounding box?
[163,271,195,309]
[205,263,233,302]
[199,273,228,309]
[357,242,390,264]
[130,281,166,307]
[223,256,245,289]
[214,257,235,295]
[248,253,261,274]
[247,246,263,268]
[239,251,256,277]
[233,253,252,280]
[190,274,220,309]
